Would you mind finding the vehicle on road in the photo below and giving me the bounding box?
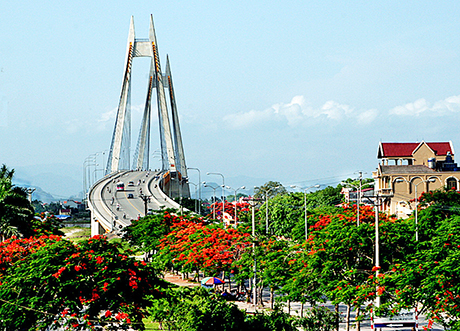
[128,181,134,186]
[116,182,125,191]
[127,193,134,199]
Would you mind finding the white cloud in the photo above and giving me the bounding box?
[320,100,353,120]
[432,95,460,113]
[389,95,460,116]
[223,95,379,129]
[357,108,378,124]
[223,108,274,128]
[98,107,117,123]
[389,98,430,116]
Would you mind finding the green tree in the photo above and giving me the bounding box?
[295,205,411,330]
[122,209,179,258]
[0,164,35,240]
[297,305,339,331]
[254,181,287,199]
[148,287,298,331]
[261,193,303,237]
[0,235,165,330]
[379,188,460,329]
[148,287,246,331]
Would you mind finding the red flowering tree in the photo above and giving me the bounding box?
[207,201,250,221]
[378,189,460,329]
[0,235,165,330]
[158,217,251,276]
[287,205,412,330]
[122,209,197,261]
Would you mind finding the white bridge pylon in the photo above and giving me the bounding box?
[106,15,189,198]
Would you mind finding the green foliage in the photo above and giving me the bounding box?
[122,209,180,256]
[254,181,287,199]
[297,305,338,331]
[31,213,65,237]
[147,287,298,331]
[310,185,343,206]
[262,193,303,237]
[0,235,165,330]
[173,197,199,212]
[148,287,246,331]
[245,308,298,331]
[378,188,460,328]
[260,185,342,239]
[0,164,36,239]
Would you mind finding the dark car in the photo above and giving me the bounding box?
[127,193,134,199]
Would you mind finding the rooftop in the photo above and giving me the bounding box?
[378,142,453,158]
[380,165,436,174]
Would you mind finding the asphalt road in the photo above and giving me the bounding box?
[89,170,182,232]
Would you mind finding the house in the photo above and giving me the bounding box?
[372,141,460,218]
[341,187,375,205]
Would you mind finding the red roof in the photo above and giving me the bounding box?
[378,142,453,158]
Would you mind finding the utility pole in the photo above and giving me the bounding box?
[244,196,261,307]
[358,171,362,226]
[139,193,151,216]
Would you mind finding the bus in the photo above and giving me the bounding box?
[116,182,125,191]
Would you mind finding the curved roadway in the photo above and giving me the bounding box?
[88,170,182,236]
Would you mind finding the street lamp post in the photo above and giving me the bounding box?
[139,193,151,216]
[188,182,198,212]
[395,178,436,241]
[187,167,202,214]
[26,188,36,203]
[84,154,97,193]
[226,186,245,224]
[341,182,361,226]
[257,186,280,235]
[207,172,225,220]
[291,184,320,241]
[244,196,260,307]
[374,194,381,309]
[203,182,218,219]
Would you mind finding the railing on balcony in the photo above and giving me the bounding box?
[379,188,394,197]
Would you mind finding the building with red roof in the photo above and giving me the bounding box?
[373,141,460,218]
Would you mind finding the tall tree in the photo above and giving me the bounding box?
[0,164,35,240]
[254,181,287,199]
[0,235,164,330]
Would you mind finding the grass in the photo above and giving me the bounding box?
[60,227,144,256]
[61,226,91,243]
[109,237,142,256]
[143,320,162,330]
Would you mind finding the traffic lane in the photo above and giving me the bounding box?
[113,188,144,222]
[99,170,179,225]
[101,171,147,220]
[90,174,123,229]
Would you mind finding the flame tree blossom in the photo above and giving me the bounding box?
[158,217,251,275]
[378,188,460,330]
[0,235,166,330]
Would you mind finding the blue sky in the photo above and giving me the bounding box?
[1,1,460,198]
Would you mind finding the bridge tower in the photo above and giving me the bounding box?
[106,15,190,198]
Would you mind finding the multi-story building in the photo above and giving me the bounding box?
[373,141,460,218]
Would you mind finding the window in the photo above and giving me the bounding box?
[446,178,458,191]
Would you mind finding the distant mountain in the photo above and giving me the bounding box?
[198,175,272,200]
[9,163,278,203]
[12,163,84,202]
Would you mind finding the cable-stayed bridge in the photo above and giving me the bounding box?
[88,16,190,235]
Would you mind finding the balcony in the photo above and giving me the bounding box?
[379,188,394,197]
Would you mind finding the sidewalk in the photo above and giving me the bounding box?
[162,272,262,312]
[161,273,444,330]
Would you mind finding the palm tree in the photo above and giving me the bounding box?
[0,165,35,241]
